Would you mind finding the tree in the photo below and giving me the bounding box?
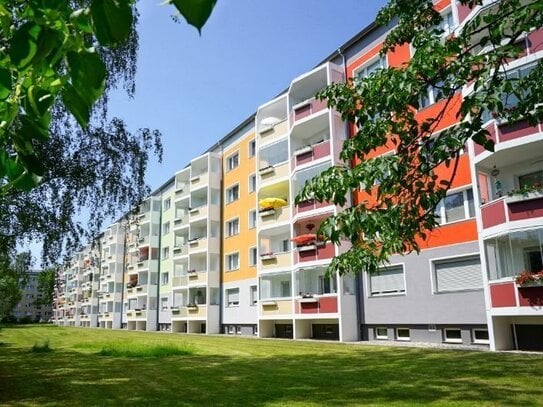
[0,250,31,322]
[298,0,543,275]
[36,267,56,309]
[0,0,216,262]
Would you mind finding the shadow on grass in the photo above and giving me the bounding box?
[1,339,543,406]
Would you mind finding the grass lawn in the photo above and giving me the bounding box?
[1,325,543,406]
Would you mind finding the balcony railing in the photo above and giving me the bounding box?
[295,295,338,314]
[480,194,543,230]
[291,140,331,170]
[474,120,540,156]
[260,252,291,271]
[489,280,543,312]
[290,98,327,124]
[294,242,335,263]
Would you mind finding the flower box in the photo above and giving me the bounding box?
[260,253,276,261]
[259,166,275,175]
[294,146,313,157]
[506,190,543,204]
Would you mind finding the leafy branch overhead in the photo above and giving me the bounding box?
[297,0,543,275]
[0,0,216,192]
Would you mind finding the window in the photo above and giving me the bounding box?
[435,188,474,224]
[518,169,543,189]
[420,80,454,109]
[227,152,239,171]
[249,139,256,158]
[236,326,242,335]
[226,288,239,307]
[437,10,455,35]
[473,329,490,344]
[161,273,169,285]
[226,218,239,237]
[160,297,168,310]
[369,265,405,296]
[444,328,463,343]
[396,328,410,341]
[259,139,288,169]
[228,325,235,334]
[226,253,239,271]
[281,239,290,253]
[375,327,388,340]
[259,273,292,299]
[249,247,257,267]
[226,185,239,204]
[250,285,257,305]
[162,247,169,260]
[163,198,171,211]
[318,274,337,294]
[293,161,331,196]
[433,256,483,293]
[249,174,256,193]
[355,56,386,79]
[162,222,170,235]
[248,210,257,229]
[281,280,291,297]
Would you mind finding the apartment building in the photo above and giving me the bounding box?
[52,0,543,351]
[221,123,259,336]
[13,271,52,323]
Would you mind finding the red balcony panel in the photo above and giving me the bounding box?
[294,151,313,167]
[313,141,330,160]
[528,28,543,54]
[294,104,312,121]
[498,120,538,143]
[518,286,543,307]
[296,200,316,214]
[319,296,338,313]
[490,282,517,307]
[293,99,327,123]
[508,197,543,222]
[296,296,338,314]
[299,301,319,314]
[481,199,507,229]
[296,243,335,263]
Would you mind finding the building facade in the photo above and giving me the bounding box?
[13,271,52,323]
[52,0,543,351]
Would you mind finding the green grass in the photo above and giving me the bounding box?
[1,325,543,406]
[30,338,52,353]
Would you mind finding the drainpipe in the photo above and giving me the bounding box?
[120,220,128,329]
[156,194,163,331]
[218,142,224,334]
[337,46,363,341]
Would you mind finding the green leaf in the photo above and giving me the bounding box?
[62,85,90,127]
[20,115,50,142]
[10,171,41,191]
[0,68,11,100]
[90,0,133,46]
[171,0,216,33]
[66,51,106,105]
[9,22,41,69]
[18,153,46,177]
[27,86,53,117]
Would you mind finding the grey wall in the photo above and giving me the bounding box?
[360,241,487,325]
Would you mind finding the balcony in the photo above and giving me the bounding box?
[295,295,338,314]
[260,252,291,271]
[290,98,327,124]
[294,242,335,264]
[126,309,147,319]
[170,307,188,318]
[291,140,330,170]
[187,271,208,285]
[173,214,190,230]
[186,304,207,318]
[489,280,543,314]
[172,275,188,288]
[258,120,288,143]
[172,244,189,258]
[474,120,542,159]
[260,299,292,316]
[190,172,209,190]
[480,194,543,230]
[259,162,289,185]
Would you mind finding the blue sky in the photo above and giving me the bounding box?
[109,0,388,191]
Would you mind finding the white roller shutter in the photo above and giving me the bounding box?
[434,256,483,292]
[370,266,405,295]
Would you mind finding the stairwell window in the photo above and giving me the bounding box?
[249,247,257,267]
[248,210,257,229]
[248,139,256,158]
[249,174,257,193]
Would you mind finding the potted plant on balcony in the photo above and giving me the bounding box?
[515,270,543,286]
[506,183,543,203]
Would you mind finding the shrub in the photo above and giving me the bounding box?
[30,339,52,353]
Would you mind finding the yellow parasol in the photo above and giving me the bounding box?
[259,197,288,210]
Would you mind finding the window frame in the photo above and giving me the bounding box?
[368,264,406,297]
[225,252,240,272]
[434,188,475,225]
[225,184,240,204]
[431,254,483,294]
[225,217,240,238]
[353,55,387,79]
[162,246,169,260]
[249,246,257,267]
[375,327,388,340]
[226,287,240,307]
[396,328,411,341]
[248,139,256,158]
[248,173,257,193]
[472,328,490,344]
[226,152,240,171]
[443,328,463,344]
[163,198,171,211]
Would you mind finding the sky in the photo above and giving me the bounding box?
[108,0,388,191]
